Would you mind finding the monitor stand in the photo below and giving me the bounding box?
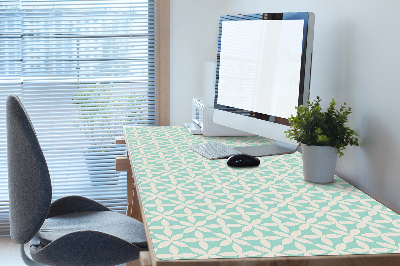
[233,141,298,157]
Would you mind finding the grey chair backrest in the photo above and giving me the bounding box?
[7,94,52,244]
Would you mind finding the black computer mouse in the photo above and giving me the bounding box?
[227,154,260,167]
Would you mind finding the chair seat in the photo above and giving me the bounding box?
[7,95,147,265]
[37,211,147,248]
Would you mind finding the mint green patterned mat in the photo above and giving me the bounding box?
[124,126,400,260]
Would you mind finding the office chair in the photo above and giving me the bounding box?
[6,94,148,265]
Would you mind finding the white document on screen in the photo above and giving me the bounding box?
[217,19,304,119]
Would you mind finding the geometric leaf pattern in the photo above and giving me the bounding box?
[125,126,400,260]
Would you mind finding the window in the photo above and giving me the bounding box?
[0,0,169,236]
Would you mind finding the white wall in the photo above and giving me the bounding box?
[170,0,228,125]
[170,0,400,212]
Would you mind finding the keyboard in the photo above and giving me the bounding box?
[189,142,242,160]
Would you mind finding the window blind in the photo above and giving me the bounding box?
[0,0,159,236]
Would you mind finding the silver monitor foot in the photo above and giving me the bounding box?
[233,141,298,157]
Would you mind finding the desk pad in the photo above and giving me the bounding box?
[125,126,400,260]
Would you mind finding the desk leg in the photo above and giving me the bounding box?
[124,260,140,266]
[126,169,133,217]
[115,155,143,222]
[127,169,143,223]
[117,138,148,266]
[124,252,151,266]
[139,252,152,266]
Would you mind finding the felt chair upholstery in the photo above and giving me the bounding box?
[37,211,147,247]
[7,94,148,265]
[47,195,110,218]
[7,95,52,244]
[30,231,145,266]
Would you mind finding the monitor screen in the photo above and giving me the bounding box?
[217,19,304,119]
[213,13,314,156]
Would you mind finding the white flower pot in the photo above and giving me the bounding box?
[301,144,338,184]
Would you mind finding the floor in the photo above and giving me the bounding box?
[0,237,25,266]
[0,237,140,266]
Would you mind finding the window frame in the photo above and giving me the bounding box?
[0,0,170,237]
[156,0,170,126]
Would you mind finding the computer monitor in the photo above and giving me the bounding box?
[213,12,315,156]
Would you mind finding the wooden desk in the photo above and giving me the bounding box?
[120,126,400,266]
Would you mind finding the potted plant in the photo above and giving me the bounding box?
[285,96,359,183]
[72,84,130,186]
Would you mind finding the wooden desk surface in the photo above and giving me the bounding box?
[124,126,400,266]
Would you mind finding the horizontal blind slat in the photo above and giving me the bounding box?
[0,0,158,236]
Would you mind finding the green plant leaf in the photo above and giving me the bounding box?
[285,97,359,157]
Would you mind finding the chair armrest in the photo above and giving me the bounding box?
[47,196,110,218]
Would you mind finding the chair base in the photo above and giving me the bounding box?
[20,244,45,266]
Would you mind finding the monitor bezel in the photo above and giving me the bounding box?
[213,12,314,125]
